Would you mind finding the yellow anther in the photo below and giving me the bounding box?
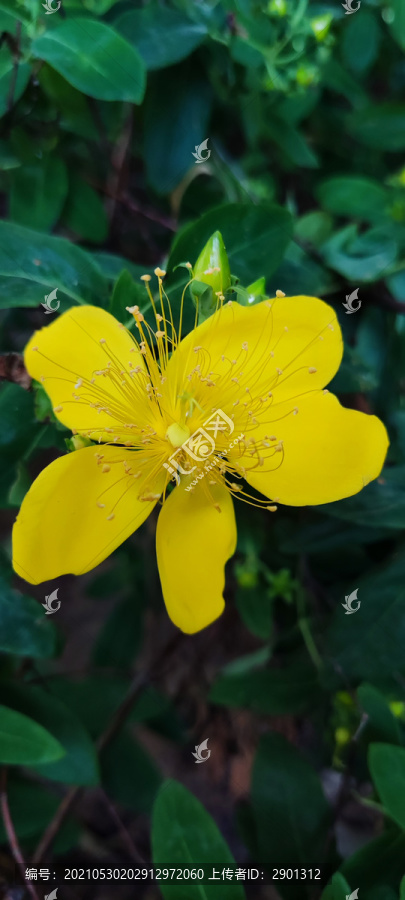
[53,405,63,413]
[267,505,278,512]
[276,290,286,297]
[154,267,166,278]
[141,274,151,281]
[308,367,317,374]
[106,513,115,521]
[101,464,110,473]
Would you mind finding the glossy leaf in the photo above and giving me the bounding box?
[32,20,146,103]
[0,703,64,765]
[152,780,246,899]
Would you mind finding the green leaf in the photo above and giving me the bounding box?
[341,9,381,74]
[0,704,64,765]
[401,875,405,899]
[317,177,389,223]
[347,104,405,152]
[32,19,146,103]
[358,684,402,745]
[251,733,330,866]
[10,155,68,232]
[210,662,322,715]
[0,383,39,459]
[0,684,99,786]
[389,0,405,51]
[0,0,30,23]
[39,65,98,139]
[341,827,405,890]
[321,872,351,900]
[0,220,109,307]
[318,466,405,530]
[92,591,144,667]
[168,203,293,287]
[0,775,78,846]
[152,780,246,899]
[0,574,57,658]
[369,744,405,830]
[102,730,161,814]
[266,114,319,168]
[115,6,207,71]
[63,172,109,243]
[0,46,30,118]
[144,67,211,194]
[325,558,405,682]
[108,269,148,325]
[321,224,398,282]
[235,584,273,639]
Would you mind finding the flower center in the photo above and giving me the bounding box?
[166,422,191,448]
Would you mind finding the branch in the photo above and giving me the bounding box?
[0,768,40,900]
[32,630,183,864]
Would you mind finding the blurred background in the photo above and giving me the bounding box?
[0,0,405,898]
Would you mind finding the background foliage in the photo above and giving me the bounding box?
[0,0,405,897]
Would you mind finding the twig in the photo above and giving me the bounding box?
[32,630,183,864]
[105,103,133,224]
[99,790,148,866]
[7,21,22,113]
[0,768,40,900]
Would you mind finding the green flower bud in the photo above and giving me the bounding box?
[193,231,231,301]
[310,13,333,41]
[65,434,93,452]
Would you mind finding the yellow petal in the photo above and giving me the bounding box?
[166,297,343,417]
[241,391,389,506]
[13,446,163,583]
[156,482,237,634]
[25,305,148,441]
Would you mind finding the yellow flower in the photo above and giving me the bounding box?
[12,274,388,634]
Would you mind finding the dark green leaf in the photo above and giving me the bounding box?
[0,703,64,765]
[341,10,381,74]
[347,104,405,152]
[251,733,330,866]
[102,730,161,814]
[144,67,211,194]
[369,743,405,830]
[10,155,68,232]
[32,19,146,103]
[0,574,57,658]
[317,177,389,223]
[152,780,246,899]
[321,224,398,282]
[63,172,109,243]
[108,269,148,325]
[168,203,293,286]
[389,0,405,51]
[326,558,405,682]
[0,220,109,307]
[0,683,99,786]
[358,684,402,745]
[115,6,207,70]
[318,466,405,530]
[0,46,30,118]
[321,873,351,900]
[341,827,405,890]
[210,662,322,715]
